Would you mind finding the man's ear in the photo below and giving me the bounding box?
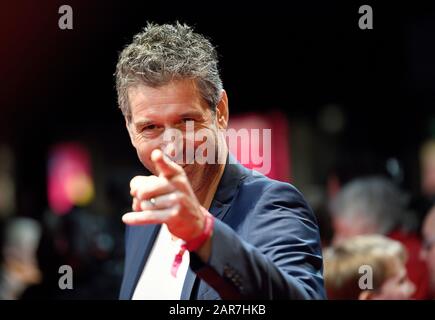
[358,290,374,300]
[216,90,229,130]
[125,118,137,148]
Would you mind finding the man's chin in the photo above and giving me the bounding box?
[184,163,206,181]
[183,163,194,175]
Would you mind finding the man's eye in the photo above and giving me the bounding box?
[142,124,157,131]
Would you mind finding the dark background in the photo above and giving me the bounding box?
[1,1,435,298]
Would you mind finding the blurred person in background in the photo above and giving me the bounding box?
[0,217,42,300]
[329,176,430,299]
[421,206,435,299]
[324,235,415,299]
[20,206,125,300]
[420,140,435,202]
[411,139,435,222]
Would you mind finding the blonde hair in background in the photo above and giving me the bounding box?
[324,235,406,299]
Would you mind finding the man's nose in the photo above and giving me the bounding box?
[160,130,185,163]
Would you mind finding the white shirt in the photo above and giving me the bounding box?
[132,224,190,300]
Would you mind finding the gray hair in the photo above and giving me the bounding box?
[330,176,417,234]
[115,22,223,122]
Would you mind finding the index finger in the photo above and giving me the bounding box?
[151,149,184,179]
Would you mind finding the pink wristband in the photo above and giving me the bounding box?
[183,211,214,252]
[171,210,214,277]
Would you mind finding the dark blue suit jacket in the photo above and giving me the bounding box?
[119,156,325,299]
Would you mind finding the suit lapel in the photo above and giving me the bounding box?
[180,198,232,299]
[123,224,160,299]
[180,155,248,299]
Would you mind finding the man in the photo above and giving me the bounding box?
[115,22,324,299]
[421,206,435,299]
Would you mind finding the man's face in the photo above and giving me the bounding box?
[422,209,435,297]
[126,79,226,192]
